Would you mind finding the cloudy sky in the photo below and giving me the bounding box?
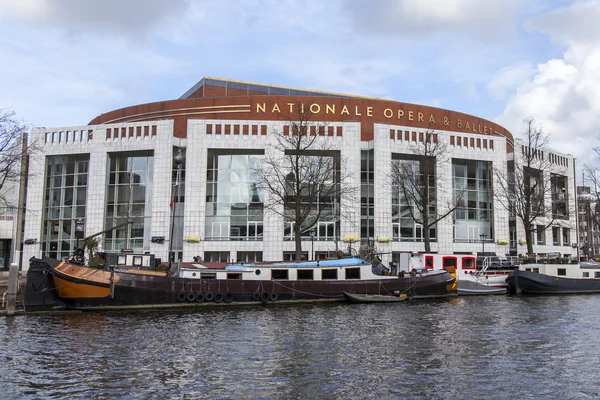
[1,0,599,168]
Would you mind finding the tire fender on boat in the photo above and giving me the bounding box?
[269,292,278,301]
[252,292,261,301]
[223,292,233,303]
[204,292,215,302]
[260,292,270,302]
[186,292,196,302]
[195,292,205,303]
[214,292,224,303]
[177,292,187,302]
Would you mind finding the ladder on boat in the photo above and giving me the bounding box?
[477,257,491,277]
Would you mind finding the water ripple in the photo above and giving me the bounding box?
[3,296,600,399]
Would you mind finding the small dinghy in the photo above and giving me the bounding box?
[342,292,408,303]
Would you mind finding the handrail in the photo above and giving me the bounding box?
[477,257,491,276]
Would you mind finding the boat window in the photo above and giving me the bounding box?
[595,272,600,278]
[442,256,457,268]
[462,257,475,270]
[322,269,338,280]
[133,256,142,266]
[117,255,126,265]
[271,269,289,280]
[201,273,216,279]
[227,273,242,280]
[583,272,589,278]
[345,267,361,279]
[425,256,434,270]
[297,269,314,280]
[557,268,566,276]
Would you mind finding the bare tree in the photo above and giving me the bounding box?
[583,140,600,213]
[494,117,562,255]
[0,109,35,211]
[582,164,600,215]
[578,166,599,260]
[252,104,356,260]
[389,128,463,252]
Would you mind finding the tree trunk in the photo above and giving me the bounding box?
[294,223,303,260]
[294,192,303,260]
[524,226,533,256]
[423,177,431,252]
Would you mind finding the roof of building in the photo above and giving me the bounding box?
[180,76,380,100]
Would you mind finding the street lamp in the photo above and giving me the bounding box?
[169,150,184,275]
[480,233,488,255]
[310,231,315,261]
[75,218,85,252]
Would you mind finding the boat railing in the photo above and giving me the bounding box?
[477,256,521,276]
[477,257,491,276]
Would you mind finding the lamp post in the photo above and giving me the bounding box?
[480,233,487,255]
[310,231,315,261]
[169,151,184,275]
[75,218,85,252]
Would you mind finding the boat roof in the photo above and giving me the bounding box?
[580,261,600,269]
[225,257,370,271]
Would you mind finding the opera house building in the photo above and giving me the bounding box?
[20,77,578,267]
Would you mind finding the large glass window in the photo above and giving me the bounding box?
[281,151,340,242]
[361,150,374,244]
[452,159,493,241]
[205,150,264,241]
[236,251,262,263]
[392,155,437,242]
[526,167,544,215]
[42,154,89,260]
[204,251,230,262]
[535,225,546,245]
[563,228,570,247]
[170,147,186,261]
[553,227,561,246]
[551,174,568,219]
[105,151,154,252]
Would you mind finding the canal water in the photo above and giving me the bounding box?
[2,295,600,399]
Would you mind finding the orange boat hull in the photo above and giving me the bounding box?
[53,275,111,299]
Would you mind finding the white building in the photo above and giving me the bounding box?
[18,78,578,269]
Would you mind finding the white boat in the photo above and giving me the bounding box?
[400,253,514,294]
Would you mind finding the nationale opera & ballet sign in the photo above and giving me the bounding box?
[255,101,500,136]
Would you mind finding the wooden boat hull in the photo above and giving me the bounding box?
[507,270,600,295]
[342,292,408,303]
[34,259,456,311]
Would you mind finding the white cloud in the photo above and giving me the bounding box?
[497,1,600,168]
[527,0,600,45]
[342,0,522,40]
[0,0,191,41]
[0,21,186,127]
[462,83,480,100]
[487,62,535,100]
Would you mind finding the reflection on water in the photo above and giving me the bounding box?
[3,296,600,399]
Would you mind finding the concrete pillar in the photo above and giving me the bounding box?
[6,262,19,315]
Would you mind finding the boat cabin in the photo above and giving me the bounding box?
[102,251,156,269]
[178,257,434,281]
[520,261,600,279]
[401,253,476,273]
